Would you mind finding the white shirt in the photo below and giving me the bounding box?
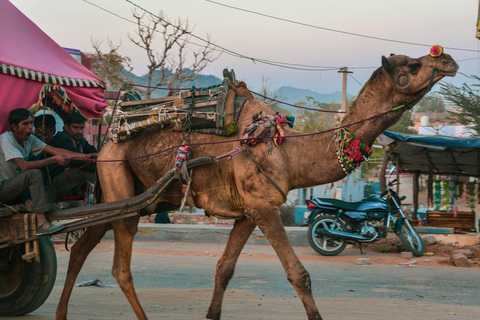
[0,131,46,185]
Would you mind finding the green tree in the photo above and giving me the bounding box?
[439,76,480,135]
[388,110,416,134]
[294,97,340,133]
[415,93,445,112]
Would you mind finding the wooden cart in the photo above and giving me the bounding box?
[0,157,213,316]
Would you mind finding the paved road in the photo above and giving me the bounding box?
[12,240,480,320]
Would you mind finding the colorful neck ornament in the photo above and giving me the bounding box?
[334,128,374,175]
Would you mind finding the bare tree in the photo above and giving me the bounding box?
[89,39,133,91]
[129,10,219,98]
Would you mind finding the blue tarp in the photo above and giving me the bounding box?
[378,131,480,176]
[382,131,480,149]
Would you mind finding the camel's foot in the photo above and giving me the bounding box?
[205,309,220,320]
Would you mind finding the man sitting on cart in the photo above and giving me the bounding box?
[0,108,95,234]
[47,112,97,199]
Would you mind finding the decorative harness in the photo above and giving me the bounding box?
[334,128,374,176]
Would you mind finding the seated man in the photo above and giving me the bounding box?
[48,112,97,199]
[18,114,58,206]
[0,108,96,234]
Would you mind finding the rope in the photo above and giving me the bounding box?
[250,90,346,114]
[82,107,396,164]
[245,147,287,202]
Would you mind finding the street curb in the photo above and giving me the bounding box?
[104,224,310,246]
[103,223,480,246]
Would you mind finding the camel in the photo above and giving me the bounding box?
[55,49,457,320]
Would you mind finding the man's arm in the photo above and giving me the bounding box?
[11,154,71,172]
[43,145,96,160]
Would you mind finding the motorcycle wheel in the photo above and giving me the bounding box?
[398,219,424,257]
[308,215,347,256]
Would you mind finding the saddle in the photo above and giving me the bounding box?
[110,69,254,143]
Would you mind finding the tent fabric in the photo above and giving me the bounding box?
[0,64,103,88]
[378,130,480,177]
[0,0,107,134]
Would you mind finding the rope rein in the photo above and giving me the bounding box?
[73,107,396,164]
[244,146,287,202]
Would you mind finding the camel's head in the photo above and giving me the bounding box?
[381,46,458,107]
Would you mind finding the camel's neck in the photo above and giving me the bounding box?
[339,70,408,147]
[285,70,406,189]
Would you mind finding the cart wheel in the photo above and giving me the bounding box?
[0,237,57,316]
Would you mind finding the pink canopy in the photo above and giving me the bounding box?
[0,0,107,134]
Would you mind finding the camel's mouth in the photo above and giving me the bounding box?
[436,58,459,75]
[437,64,459,74]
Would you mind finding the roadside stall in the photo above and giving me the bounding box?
[0,1,107,316]
[378,130,480,233]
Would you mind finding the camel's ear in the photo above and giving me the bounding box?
[382,56,393,73]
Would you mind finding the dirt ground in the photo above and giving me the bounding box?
[13,239,480,320]
[22,288,480,320]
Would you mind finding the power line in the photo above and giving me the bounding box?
[205,0,480,53]
[83,0,354,71]
[348,73,364,88]
[83,0,477,80]
[123,0,346,72]
[81,0,393,72]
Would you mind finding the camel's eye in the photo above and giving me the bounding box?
[408,62,421,74]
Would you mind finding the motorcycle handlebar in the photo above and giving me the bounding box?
[388,179,398,186]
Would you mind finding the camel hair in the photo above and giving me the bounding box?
[55,50,458,320]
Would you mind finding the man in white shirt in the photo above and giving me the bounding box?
[0,108,96,234]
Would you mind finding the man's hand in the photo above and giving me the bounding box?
[84,153,98,159]
[54,155,71,167]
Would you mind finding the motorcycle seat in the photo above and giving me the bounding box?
[312,195,387,212]
[312,197,363,211]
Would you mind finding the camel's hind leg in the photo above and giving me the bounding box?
[206,217,257,320]
[246,206,322,320]
[55,224,110,320]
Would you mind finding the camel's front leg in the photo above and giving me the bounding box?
[246,206,322,320]
[110,216,147,320]
[56,224,110,320]
[206,217,257,320]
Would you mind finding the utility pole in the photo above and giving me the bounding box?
[338,67,353,117]
[334,67,354,201]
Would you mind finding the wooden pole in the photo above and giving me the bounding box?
[380,151,388,192]
[338,67,353,116]
[395,155,400,195]
[413,171,419,220]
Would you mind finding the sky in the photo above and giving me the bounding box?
[9,0,480,97]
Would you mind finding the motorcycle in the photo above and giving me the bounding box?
[305,176,424,257]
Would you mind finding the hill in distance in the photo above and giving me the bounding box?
[274,86,354,115]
